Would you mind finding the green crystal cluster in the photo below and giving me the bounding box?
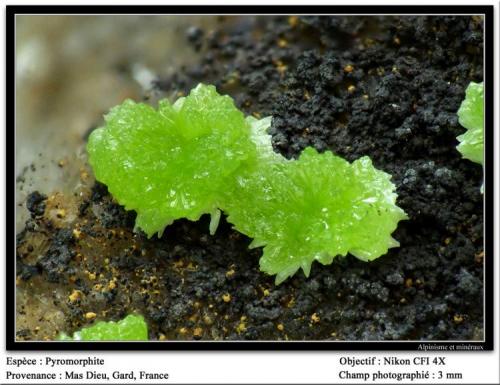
[58,314,147,341]
[87,84,406,283]
[88,84,256,237]
[457,81,484,166]
[225,148,407,284]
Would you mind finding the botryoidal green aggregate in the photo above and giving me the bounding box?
[87,83,407,284]
[57,314,147,341]
[457,82,484,166]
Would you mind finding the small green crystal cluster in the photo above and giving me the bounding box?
[225,148,406,283]
[58,314,147,341]
[456,81,484,192]
[87,84,407,283]
[88,85,256,236]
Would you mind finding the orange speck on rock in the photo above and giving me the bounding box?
[107,280,117,290]
[236,322,247,334]
[68,290,82,302]
[274,60,287,76]
[56,209,66,218]
[278,38,288,48]
[288,16,299,27]
[85,312,96,320]
[344,64,354,73]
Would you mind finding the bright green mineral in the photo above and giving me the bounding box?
[457,81,484,165]
[58,314,148,341]
[225,147,408,284]
[87,83,407,284]
[87,84,257,237]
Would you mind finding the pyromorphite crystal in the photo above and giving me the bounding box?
[87,82,408,284]
[58,314,148,341]
[225,147,407,284]
[87,84,257,237]
[457,81,484,165]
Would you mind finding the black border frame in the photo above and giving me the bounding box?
[6,4,494,351]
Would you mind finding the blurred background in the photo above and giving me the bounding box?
[15,15,221,230]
